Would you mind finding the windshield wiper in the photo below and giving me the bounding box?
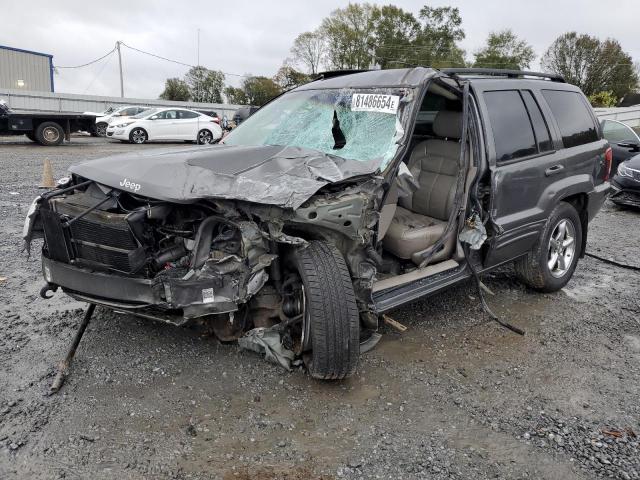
[332,110,346,150]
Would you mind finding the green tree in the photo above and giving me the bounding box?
[185,66,225,103]
[320,3,377,70]
[242,76,282,106]
[224,86,247,105]
[274,63,311,90]
[159,78,191,101]
[588,91,618,108]
[473,30,535,69]
[290,31,326,74]
[541,32,638,99]
[411,6,466,68]
[370,5,421,69]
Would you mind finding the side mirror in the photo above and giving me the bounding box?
[150,115,159,120]
[617,141,640,152]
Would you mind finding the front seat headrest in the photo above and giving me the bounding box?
[433,110,462,140]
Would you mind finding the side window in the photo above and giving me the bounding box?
[178,110,199,119]
[413,91,461,136]
[163,110,177,120]
[123,107,138,116]
[484,90,536,163]
[602,120,639,143]
[541,90,599,148]
[521,91,553,152]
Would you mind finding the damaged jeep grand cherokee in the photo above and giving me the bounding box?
[24,68,610,379]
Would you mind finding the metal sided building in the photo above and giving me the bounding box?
[0,45,54,92]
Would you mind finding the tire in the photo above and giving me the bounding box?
[293,241,360,379]
[515,202,582,292]
[95,122,108,137]
[197,129,214,145]
[129,128,148,144]
[35,122,64,146]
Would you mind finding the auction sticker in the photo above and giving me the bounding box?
[351,93,400,114]
[202,288,215,304]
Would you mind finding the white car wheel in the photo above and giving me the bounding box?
[197,129,214,145]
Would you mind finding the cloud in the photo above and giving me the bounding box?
[2,0,638,99]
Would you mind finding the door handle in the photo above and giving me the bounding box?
[545,165,564,176]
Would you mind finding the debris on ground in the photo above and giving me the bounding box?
[238,326,295,371]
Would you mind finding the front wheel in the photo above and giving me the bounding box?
[515,202,582,292]
[292,241,360,380]
[129,128,148,144]
[95,122,108,137]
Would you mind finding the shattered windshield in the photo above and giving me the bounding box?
[223,88,408,169]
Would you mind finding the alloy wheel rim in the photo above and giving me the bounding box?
[43,127,59,142]
[97,124,107,136]
[199,130,212,144]
[132,129,145,143]
[547,219,576,278]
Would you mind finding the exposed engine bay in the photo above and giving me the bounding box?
[26,176,382,341]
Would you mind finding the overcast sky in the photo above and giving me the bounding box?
[3,0,639,99]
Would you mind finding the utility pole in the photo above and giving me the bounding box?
[116,41,124,98]
[196,29,200,102]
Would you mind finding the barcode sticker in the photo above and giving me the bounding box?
[351,93,400,114]
[202,288,215,304]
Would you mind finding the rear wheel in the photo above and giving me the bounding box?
[197,129,214,144]
[515,202,582,292]
[291,241,359,379]
[129,128,148,144]
[35,122,64,146]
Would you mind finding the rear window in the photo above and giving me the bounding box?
[542,90,599,148]
[484,90,536,163]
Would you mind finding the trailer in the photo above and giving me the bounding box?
[0,100,95,146]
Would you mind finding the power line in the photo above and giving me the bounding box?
[54,47,116,69]
[119,41,251,78]
[83,49,115,94]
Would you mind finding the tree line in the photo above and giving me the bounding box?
[159,3,639,108]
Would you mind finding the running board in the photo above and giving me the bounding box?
[372,259,460,292]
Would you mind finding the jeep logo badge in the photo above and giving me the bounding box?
[119,178,141,192]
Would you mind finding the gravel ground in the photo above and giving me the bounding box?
[0,136,639,480]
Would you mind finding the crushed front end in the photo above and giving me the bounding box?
[24,174,382,336]
[26,178,285,326]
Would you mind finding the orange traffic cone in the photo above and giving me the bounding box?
[39,158,56,189]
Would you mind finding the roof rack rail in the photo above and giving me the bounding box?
[312,69,370,81]
[440,68,565,83]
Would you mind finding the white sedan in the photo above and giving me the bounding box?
[106,108,223,144]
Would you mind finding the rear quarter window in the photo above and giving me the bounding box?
[541,90,599,148]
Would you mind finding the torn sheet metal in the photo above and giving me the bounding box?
[459,213,487,250]
[238,326,295,371]
[69,145,381,210]
[395,161,420,198]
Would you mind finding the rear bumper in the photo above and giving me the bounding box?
[587,182,610,221]
[42,256,244,319]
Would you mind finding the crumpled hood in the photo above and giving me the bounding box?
[69,144,378,209]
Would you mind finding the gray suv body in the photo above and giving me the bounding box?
[24,68,610,379]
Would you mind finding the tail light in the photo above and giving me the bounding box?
[604,147,613,181]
